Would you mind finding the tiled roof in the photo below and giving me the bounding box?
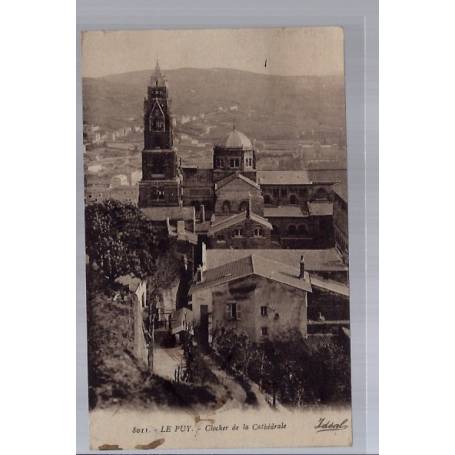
[141,206,195,221]
[215,172,260,191]
[264,206,308,218]
[257,170,312,185]
[334,182,348,203]
[205,248,348,272]
[308,201,333,216]
[208,211,272,235]
[310,276,349,297]
[190,254,312,294]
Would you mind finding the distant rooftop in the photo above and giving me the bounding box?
[334,182,348,203]
[308,201,333,216]
[141,206,194,221]
[257,170,312,185]
[264,206,308,218]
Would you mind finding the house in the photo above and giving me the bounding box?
[189,254,312,346]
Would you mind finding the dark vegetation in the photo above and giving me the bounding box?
[212,329,351,407]
[85,200,215,409]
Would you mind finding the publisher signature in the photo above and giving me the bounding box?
[314,417,349,433]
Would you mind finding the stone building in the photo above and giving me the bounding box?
[138,61,183,208]
[212,128,257,183]
[214,172,263,215]
[207,201,273,249]
[189,254,312,345]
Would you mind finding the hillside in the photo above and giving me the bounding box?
[82,67,346,142]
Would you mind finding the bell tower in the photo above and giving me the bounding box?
[139,61,183,208]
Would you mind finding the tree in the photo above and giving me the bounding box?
[85,199,163,281]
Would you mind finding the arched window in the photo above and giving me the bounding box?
[289,194,298,205]
[239,201,249,212]
[264,194,272,205]
[222,201,231,214]
[288,225,297,235]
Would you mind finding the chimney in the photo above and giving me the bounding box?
[299,255,305,279]
[201,204,206,222]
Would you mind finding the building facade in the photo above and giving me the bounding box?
[189,254,312,345]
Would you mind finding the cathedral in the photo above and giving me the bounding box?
[139,63,336,253]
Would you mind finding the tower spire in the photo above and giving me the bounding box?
[151,59,164,86]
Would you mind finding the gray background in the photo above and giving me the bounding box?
[76,1,378,453]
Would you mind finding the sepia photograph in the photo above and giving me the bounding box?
[81,27,351,450]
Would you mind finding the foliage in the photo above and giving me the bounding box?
[85,199,165,281]
[212,329,351,406]
[182,335,218,385]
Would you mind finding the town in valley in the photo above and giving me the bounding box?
[84,61,350,411]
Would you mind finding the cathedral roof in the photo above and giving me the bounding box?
[225,129,253,149]
[215,172,260,191]
[208,210,272,235]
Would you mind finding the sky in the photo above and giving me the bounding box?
[82,27,344,78]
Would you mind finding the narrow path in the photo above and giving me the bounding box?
[202,355,246,412]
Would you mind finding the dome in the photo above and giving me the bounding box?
[225,129,253,149]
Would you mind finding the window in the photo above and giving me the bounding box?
[264,194,272,205]
[245,157,253,167]
[233,228,244,237]
[229,158,240,168]
[254,228,263,237]
[153,189,165,200]
[281,188,288,197]
[261,327,268,336]
[226,302,241,320]
[216,234,225,242]
[289,194,298,205]
[260,306,268,317]
[272,188,279,198]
